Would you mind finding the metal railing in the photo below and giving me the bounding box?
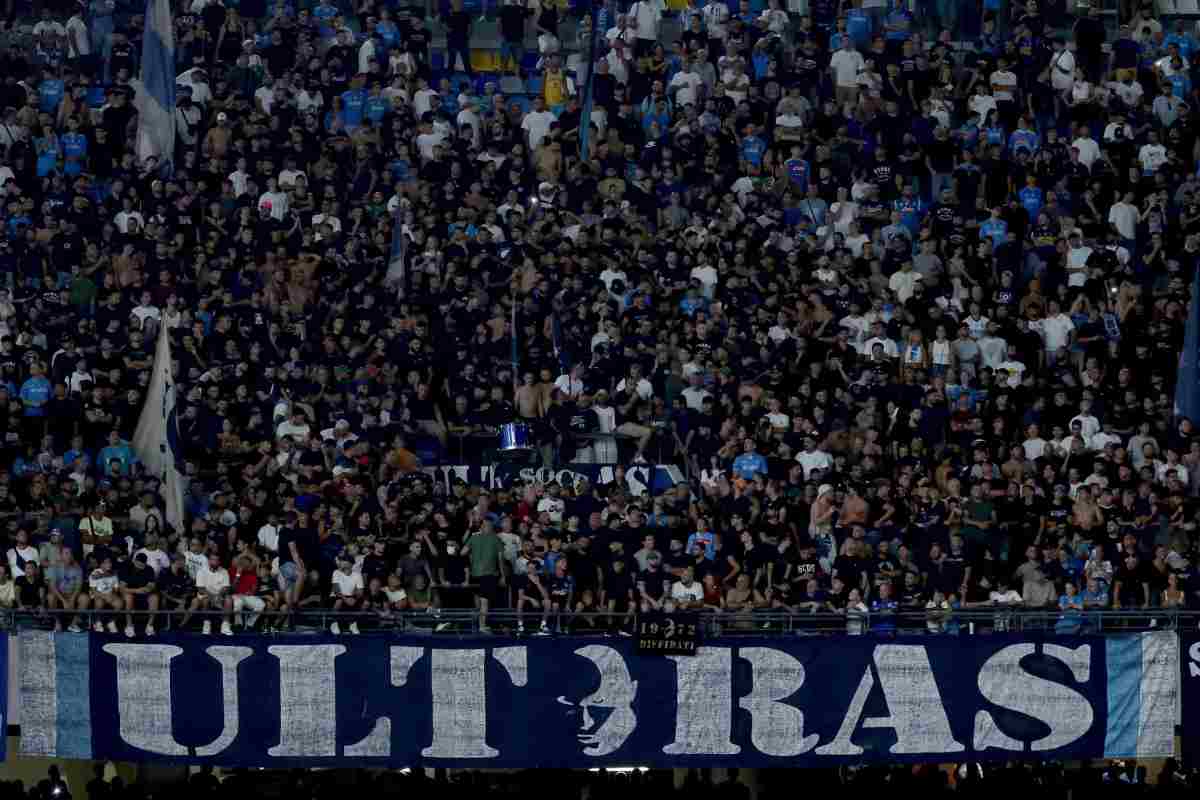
[6,608,1197,637]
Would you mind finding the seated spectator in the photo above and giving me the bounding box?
[1055,581,1085,635]
[85,556,122,634]
[119,551,159,637]
[14,561,45,620]
[183,552,233,636]
[329,552,364,635]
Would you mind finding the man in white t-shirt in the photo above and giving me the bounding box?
[521,97,558,151]
[189,553,232,635]
[1023,424,1048,461]
[330,553,364,634]
[795,437,834,478]
[669,58,704,108]
[1038,301,1076,366]
[668,567,704,610]
[1108,192,1138,240]
[276,409,313,441]
[1139,130,1168,174]
[1071,127,1101,168]
[1049,39,1076,91]
[1065,230,1093,287]
[628,0,664,57]
[995,344,1027,389]
[554,364,585,399]
[829,39,864,105]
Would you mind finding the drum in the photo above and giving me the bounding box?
[498,422,533,455]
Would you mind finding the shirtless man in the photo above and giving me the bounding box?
[514,372,544,420]
[536,367,557,413]
[1073,486,1105,537]
[838,483,868,528]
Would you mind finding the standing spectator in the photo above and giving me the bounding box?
[462,520,506,633]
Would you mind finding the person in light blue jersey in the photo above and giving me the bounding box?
[37,69,65,115]
[18,361,51,440]
[97,429,138,476]
[732,438,768,480]
[364,81,390,125]
[980,206,1008,247]
[340,81,368,130]
[1018,175,1043,221]
[313,0,339,39]
[1007,116,1040,155]
[61,116,87,177]
[784,144,809,191]
[376,8,400,49]
[740,124,766,166]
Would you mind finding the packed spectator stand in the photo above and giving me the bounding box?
[0,0,1199,638]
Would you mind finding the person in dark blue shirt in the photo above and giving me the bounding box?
[870,580,898,633]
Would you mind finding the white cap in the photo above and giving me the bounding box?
[817,483,834,497]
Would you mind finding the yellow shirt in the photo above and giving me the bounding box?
[543,70,566,106]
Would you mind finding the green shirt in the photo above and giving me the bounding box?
[468,531,503,578]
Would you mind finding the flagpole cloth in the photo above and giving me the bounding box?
[578,1,605,159]
[1175,265,1200,424]
[131,325,186,535]
[133,0,177,166]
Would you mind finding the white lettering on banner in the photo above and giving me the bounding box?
[1189,642,1200,677]
[268,645,345,757]
[423,649,494,758]
[974,643,1094,753]
[664,648,739,755]
[816,645,964,756]
[104,644,252,757]
[568,645,639,757]
[738,647,820,757]
[344,646,425,757]
[423,465,685,497]
[421,648,529,758]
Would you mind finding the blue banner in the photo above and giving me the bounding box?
[1181,633,1200,759]
[16,632,1178,767]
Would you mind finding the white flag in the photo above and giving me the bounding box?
[133,0,176,166]
[132,325,185,534]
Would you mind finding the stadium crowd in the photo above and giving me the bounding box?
[0,0,1199,636]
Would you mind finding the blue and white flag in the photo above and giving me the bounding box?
[132,325,186,534]
[1176,265,1200,423]
[385,212,407,298]
[134,0,177,165]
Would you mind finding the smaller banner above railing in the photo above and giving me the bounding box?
[14,631,1181,768]
[422,463,685,496]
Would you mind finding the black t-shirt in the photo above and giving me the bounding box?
[121,563,155,591]
[15,574,44,607]
[638,567,667,600]
[159,567,192,598]
[604,567,635,606]
[440,546,469,585]
[277,524,319,567]
[833,554,863,589]
[1114,560,1148,606]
